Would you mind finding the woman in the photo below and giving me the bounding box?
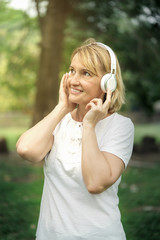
[16,39,134,240]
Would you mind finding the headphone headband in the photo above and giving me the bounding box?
[96,42,116,74]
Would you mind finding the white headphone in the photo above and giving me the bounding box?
[96,42,117,93]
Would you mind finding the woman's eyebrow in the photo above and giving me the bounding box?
[80,68,92,73]
[82,68,90,71]
[69,65,74,69]
[81,68,96,76]
[69,66,96,76]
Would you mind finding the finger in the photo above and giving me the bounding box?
[60,74,65,89]
[85,101,96,110]
[62,73,69,89]
[103,88,112,108]
[90,98,102,107]
[65,73,70,90]
[66,72,70,78]
[63,74,67,88]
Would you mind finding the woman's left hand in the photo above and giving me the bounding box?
[83,89,112,127]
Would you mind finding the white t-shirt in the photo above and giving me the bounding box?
[36,112,134,240]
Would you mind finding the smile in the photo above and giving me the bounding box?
[71,88,83,94]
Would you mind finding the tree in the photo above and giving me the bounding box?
[1,0,159,116]
[32,0,71,124]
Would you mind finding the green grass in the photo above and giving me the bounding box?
[0,127,28,151]
[0,112,30,151]
[0,112,160,239]
[0,154,160,239]
[0,154,44,240]
[119,165,160,240]
[134,123,160,144]
[0,112,160,151]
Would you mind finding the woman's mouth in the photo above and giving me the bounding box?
[71,88,83,94]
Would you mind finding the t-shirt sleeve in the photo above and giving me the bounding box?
[52,123,60,136]
[52,114,68,137]
[100,118,134,168]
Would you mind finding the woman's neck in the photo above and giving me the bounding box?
[71,105,87,122]
[71,104,114,122]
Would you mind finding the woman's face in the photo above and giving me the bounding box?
[67,53,104,107]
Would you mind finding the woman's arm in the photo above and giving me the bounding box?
[16,104,68,162]
[82,89,124,194]
[16,73,75,162]
[82,124,124,194]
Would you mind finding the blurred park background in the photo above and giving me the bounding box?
[0,0,160,239]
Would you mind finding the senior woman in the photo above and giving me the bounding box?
[16,39,134,240]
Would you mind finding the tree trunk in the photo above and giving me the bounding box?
[32,0,70,124]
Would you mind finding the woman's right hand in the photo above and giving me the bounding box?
[58,73,76,112]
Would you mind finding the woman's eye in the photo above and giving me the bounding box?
[84,71,90,76]
[70,69,75,74]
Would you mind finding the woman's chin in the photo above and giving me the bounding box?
[69,96,79,105]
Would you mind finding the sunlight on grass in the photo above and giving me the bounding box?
[0,111,160,150]
[0,127,28,151]
[0,112,30,151]
[134,123,160,144]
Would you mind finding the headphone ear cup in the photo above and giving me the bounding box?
[100,74,110,92]
[107,75,117,92]
[100,74,117,92]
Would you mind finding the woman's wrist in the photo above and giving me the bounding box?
[56,103,70,114]
[83,121,95,131]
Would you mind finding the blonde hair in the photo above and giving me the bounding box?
[71,38,125,112]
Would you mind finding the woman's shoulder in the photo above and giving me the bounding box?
[114,112,134,126]
[114,112,133,121]
[100,112,133,125]
[111,113,134,136]
[98,112,134,133]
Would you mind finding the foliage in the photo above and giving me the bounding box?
[0,0,160,114]
[0,0,40,112]
[63,0,160,113]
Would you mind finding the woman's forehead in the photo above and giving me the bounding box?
[71,52,102,75]
[70,54,86,68]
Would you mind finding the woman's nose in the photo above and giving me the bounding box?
[70,73,80,85]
